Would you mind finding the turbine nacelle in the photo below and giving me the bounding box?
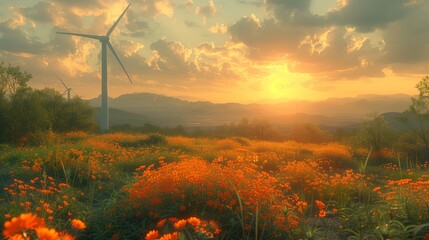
[99,36,110,42]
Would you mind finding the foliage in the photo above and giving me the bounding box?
[0,63,95,145]
[0,62,32,99]
[357,113,396,151]
[288,122,331,143]
[399,76,429,157]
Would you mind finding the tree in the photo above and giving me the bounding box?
[399,76,429,156]
[53,97,96,132]
[35,88,66,127]
[288,123,330,143]
[0,63,32,142]
[7,88,51,144]
[357,113,395,151]
[0,63,96,144]
[0,62,31,99]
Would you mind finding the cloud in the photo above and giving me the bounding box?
[238,0,263,6]
[229,14,303,61]
[0,10,47,55]
[184,20,200,28]
[114,39,145,57]
[209,23,227,34]
[17,2,56,24]
[1,0,428,101]
[138,37,261,91]
[264,0,326,27]
[196,0,218,21]
[380,1,429,65]
[225,0,429,81]
[184,0,194,9]
[59,40,96,77]
[132,0,174,18]
[147,38,193,79]
[124,10,151,38]
[327,0,415,33]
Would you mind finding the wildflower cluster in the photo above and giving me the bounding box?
[145,216,221,240]
[2,213,84,240]
[129,156,306,235]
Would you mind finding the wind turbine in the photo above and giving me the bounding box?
[55,74,72,101]
[57,3,133,131]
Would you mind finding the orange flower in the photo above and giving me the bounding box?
[318,210,327,218]
[145,230,159,240]
[159,232,178,240]
[173,219,187,229]
[168,218,179,223]
[156,219,167,228]
[71,219,86,230]
[209,220,221,235]
[373,187,381,193]
[8,235,28,240]
[315,200,325,211]
[59,232,76,240]
[187,217,201,227]
[35,227,60,240]
[3,213,46,237]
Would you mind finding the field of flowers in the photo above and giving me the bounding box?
[1,132,429,239]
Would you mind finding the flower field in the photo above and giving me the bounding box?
[1,132,429,239]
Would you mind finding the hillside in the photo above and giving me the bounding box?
[89,93,412,129]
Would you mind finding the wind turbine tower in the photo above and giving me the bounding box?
[57,3,133,131]
[56,74,71,101]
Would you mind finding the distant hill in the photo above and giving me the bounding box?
[89,93,413,129]
[381,111,429,132]
[93,108,155,127]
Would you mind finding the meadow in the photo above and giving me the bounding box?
[1,132,429,240]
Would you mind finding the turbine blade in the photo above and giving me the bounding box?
[106,3,131,36]
[63,90,68,95]
[57,31,103,40]
[55,74,68,89]
[107,41,133,84]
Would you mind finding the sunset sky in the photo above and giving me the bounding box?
[0,0,428,103]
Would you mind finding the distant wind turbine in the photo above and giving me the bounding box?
[57,3,133,131]
[55,74,72,101]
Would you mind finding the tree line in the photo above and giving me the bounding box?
[0,62,95,145]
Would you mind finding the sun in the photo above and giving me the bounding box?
[267,76,289,99]
[260,64,308,100]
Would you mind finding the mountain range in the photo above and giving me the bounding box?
[88,93,413,130]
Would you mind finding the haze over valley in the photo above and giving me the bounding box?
[89,92,412,130]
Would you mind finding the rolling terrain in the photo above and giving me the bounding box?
[90,93,412,129]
